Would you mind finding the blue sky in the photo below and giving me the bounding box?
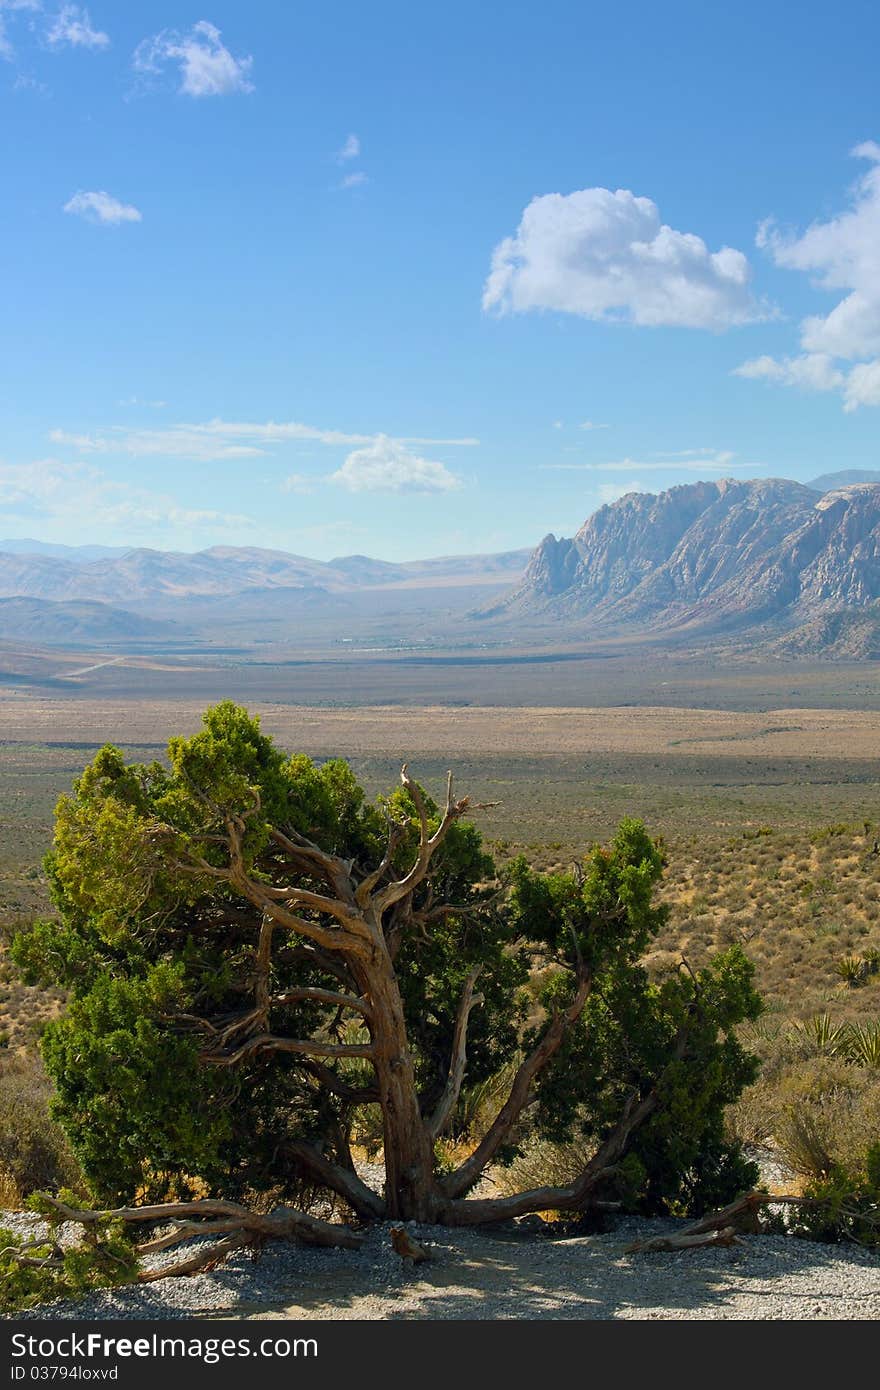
[2,0,879,560]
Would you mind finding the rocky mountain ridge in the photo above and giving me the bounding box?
[505,476,880,640]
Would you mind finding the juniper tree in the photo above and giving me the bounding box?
[14,702,760,1258]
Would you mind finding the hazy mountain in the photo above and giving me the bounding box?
[0,539,130,562]
[0,597,182,644]
[0,544,531,605]
[504,477,880,640]
[807,470,880,492]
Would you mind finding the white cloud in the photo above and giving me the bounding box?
[47,5,108,49]
[741,143,880,409]
[133,20,253,98]
[339,171,368,190]
[0,0,41,60]
[330,436,463,493]
[845,359,880,410]
[63,190,141,225]
[483,186,764,329]
[579,420,610,430]
[733,352,845,393]
[336,133,360,162]
[542,449,747,473]
[0,458,254,535]
[50,418,479,462]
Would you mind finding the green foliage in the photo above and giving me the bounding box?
[13,703,763,1219]
[784,1144,880,1246]
[0,1196,137,1312]
[485,822,762,1214]
[39,966,231,1203]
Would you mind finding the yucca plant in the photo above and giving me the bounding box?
[862,948,880,976]
[835,957,867,988]
[844,1021,880,1069]
[789,1013,848,1055]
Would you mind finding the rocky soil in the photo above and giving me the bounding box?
[5,1208,879,1322]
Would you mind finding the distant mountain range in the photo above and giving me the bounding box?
[0,543,531,605]
[3,470,880,656]
[500,471,880,653]
[0,540,532,647]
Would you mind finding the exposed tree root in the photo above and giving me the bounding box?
[625,1190,812,1253]
[41,1195,363,1280]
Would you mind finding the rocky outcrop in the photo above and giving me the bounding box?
[506,477,880,637]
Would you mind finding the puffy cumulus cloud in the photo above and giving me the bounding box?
[47,5,108,49]
[133,20,253,98]
[330,436,463,493]
[845,359,880,410]
[740,143,880,410]
[483,187,764,329]
[63,190,141,224]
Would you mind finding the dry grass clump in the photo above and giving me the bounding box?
[0,1053,81,1203]
[490,1137,585,1198]
[772,1058,880,1182]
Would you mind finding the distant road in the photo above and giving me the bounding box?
[63,655,127,679]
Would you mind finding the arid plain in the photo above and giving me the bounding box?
[3,649,880,1213]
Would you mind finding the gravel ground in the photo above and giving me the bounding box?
[5,1211,880,1321]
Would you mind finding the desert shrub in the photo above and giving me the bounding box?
[772,1056,880,1182]
[493,1136,585,1197]
[0,1055,81,1200]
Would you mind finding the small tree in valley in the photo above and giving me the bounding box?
[14,703,760,1262]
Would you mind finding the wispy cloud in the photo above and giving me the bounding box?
[47,4,108,49]
[484,186,767,329]
[50,418,479,462]
[733,353,845,393]
[336,133,360,162]
[133,20,253,98]
[63,190,141,225]
[579,420,610,430]
[330,436,463,493]
[338,170,368,190]
[598,480,646,503]
[280,473,316,495]
[0,0,42,61]
[0,458,254,535]
[541,449,749,473]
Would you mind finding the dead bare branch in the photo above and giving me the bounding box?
[375,765,470,914]
[443,972,592,1199]
[427,966,484,1140]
